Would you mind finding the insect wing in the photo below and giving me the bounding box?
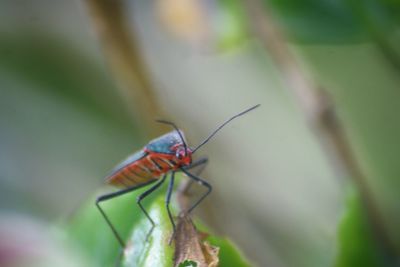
[107,149,147,178]
[146,130,185,154]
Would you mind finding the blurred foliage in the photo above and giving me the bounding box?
[217,0,400,266]
[0,32,134,128]
[298,41,400,258]
[263,0,400,43]
[0,31,142,219]
[215,0,249,51]
[335,187,387,267]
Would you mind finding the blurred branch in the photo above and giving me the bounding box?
[244,0,399,259]
[85,0,164,136]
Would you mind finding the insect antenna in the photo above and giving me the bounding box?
[156,120,188,155]
[192,104,260,154]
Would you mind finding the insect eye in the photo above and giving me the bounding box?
[176,149,185,159]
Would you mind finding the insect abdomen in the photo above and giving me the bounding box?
[106,153,178,188]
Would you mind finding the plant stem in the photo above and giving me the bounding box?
[84,0,164,136]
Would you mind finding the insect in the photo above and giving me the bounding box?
[96,104,260,248]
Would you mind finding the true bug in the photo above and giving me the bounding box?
[96,104,260,248]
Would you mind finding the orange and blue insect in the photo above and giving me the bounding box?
[96,104,260,248]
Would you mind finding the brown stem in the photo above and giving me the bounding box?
[244,0,398,258]
[173,179,219,267]
[84,0,164,136]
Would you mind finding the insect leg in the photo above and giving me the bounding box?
[180,168,212,213]
[165,171,176,232]
[184,156,208,175]
[137,174,168,227]
[181,156,209,194]
[96,179,157,248]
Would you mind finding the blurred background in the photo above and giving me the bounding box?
[1,0,400,266]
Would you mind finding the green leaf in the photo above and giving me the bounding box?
[264,0,367,43]
[335,187,388,267]
[178,259,199,267]
[262,0,400,43]
[66,186,163,267]
[207,236,251,267]
[195,221,252,267]
[67,175,252,267]
[123,197,174,267]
